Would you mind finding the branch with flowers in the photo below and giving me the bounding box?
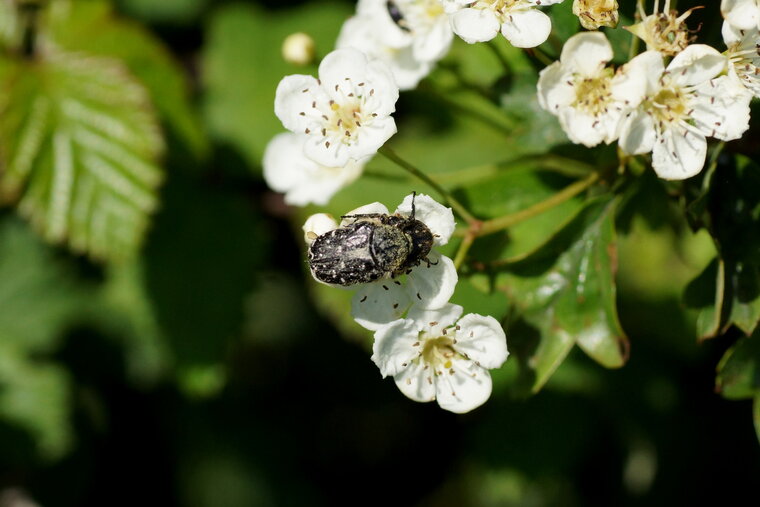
[265,0,760,430]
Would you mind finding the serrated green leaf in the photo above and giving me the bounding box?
[0,51,164,261]
[498,199,628,392]
[45,0,207,157]
[716,331,760,400]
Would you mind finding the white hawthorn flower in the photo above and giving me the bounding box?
[275,48,399,168]
[618,45,752,180]
[336,15,433,91]
[263,133,364,206]
[372,304,508,413]
[722,0,760,31]
[357,0,454,62]
[443,0,565,48]
[537,32,651,148]
[302,193,458,330]
[723,23,760,97]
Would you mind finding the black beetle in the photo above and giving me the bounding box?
[307,194,434,286]
[386,1,411,32]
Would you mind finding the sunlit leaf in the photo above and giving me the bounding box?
[0,51,164,261]
[498,199,628,392]
[45,0,207,157]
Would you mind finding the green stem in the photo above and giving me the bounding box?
[453,232,476,271]
[378,146,478,225]
[476,171,600,237]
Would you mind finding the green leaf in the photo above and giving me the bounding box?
[0,345,72,460]
[716,331,760,400]
[0,51,164,261]
[498,199,628,392]
[0,216,83,459]
[45,0,207,157]
[0,216,84,350]
[683,155,760,338]
[202,1,353,168]
[684,258,726,340]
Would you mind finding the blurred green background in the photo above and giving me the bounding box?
[0,0,759,505]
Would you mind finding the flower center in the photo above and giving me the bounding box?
[327,99,362,139]
[472,0,522,18]
[571,72,614,116]
[727,40,760,90]
[421,335,458,371]
[647,86,689,127]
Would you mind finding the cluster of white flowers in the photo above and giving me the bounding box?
[303,193,509,413]
[538,1,755,180]
[265,0,759,412]
[264,0,565,206]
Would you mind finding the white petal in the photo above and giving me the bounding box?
[395,193,456,246]
[501,8,552,48]
[434,360,493,413]
[352,281,412,330]
[405,252,458,310]
[722,0,760,30]
[651,129,707,180]
[692,76,752,141]
[558,109,607,148]
[263,133,317,194]
[393,360,436,403]
[612,51,662,105]
[349,116,398,161]
[406,303,464,330]
[371,319,422,377]
[263,133,363,206]
[318,48,371,96]
[303,213,337,245]
[667,45,727,87]
[453,314,509,369]
[618,110,656,155]
[363,59,401,115]
[341,202,390,225]
[412,17,454,62]
[274,75,324,133]
[303,134,352,167]
[537,62,574,112]
[722,19,743,44]
[450,8,500,43]
[560,32,613,76]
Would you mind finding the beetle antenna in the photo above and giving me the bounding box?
[411,191,417,219]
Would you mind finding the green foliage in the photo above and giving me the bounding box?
[497,199,627,392]
[0,51,163,260]
[0,216,82,459]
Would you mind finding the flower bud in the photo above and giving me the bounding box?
[281,32,315,65]
[573,0,619,30]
